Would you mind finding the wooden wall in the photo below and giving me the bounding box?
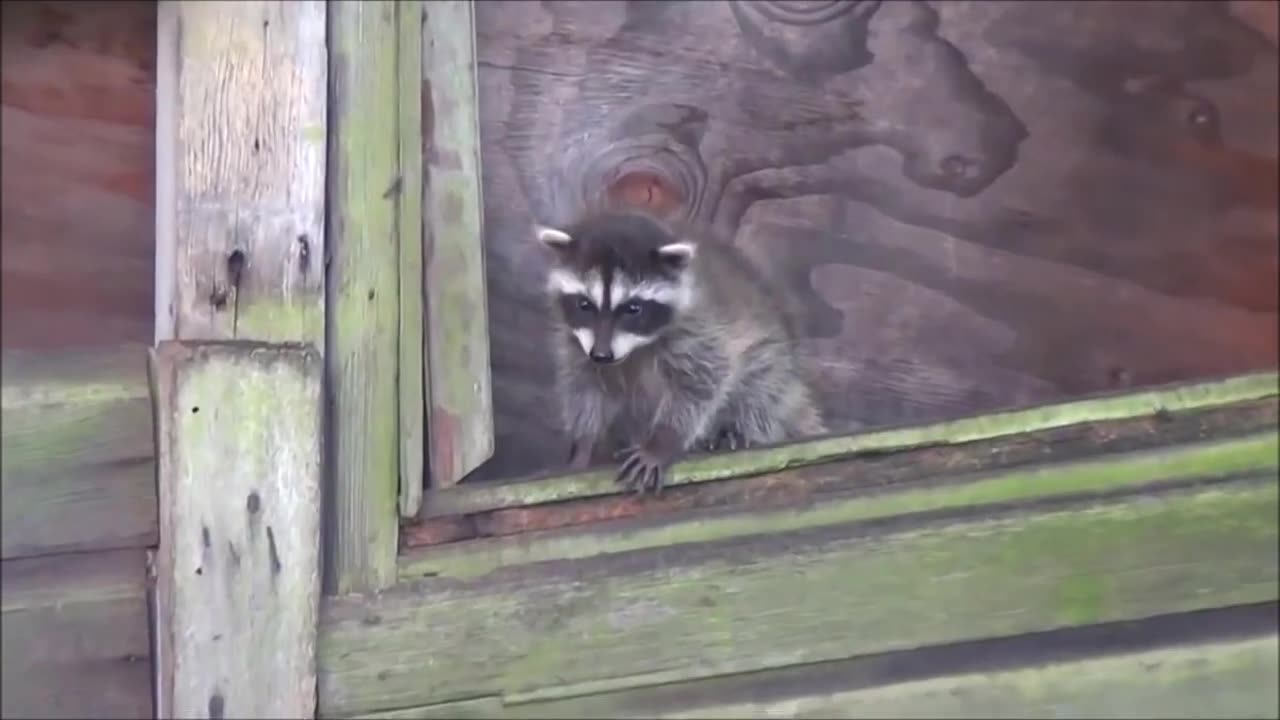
[469,0,1280,482]
[1,2,157,718]
[1,0,156,350]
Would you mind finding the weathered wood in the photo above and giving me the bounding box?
[508,634,1280,719]
[154,0,327,344]
[468,0,1279,481]
[1,548,152,719]
[1,1,156,350]
[151,341,323,719]
[403,428,1278,580]
[318,477,1279,715]
[423,370,1279,516]
[421,0,494,490]
[326,0,401,595]
[404,395,1279,548]
[1,344,157,559]
[398,0,426,518]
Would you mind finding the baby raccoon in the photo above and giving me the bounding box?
[536,210,825,494]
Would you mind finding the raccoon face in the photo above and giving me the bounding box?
[536,213,697,365]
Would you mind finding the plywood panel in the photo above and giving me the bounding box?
[468,0,1280,482]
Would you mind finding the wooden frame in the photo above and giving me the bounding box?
[144,2,1278,717]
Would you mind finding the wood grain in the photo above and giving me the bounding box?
[401,398,1279,568]
[318,477,1279,716]
[326,0,402,595]
[1,344,157,559]
[420,0,496,491]
[1,549,153,719]
[0,1,156,350]
[151,341,323,720]
[154,0,327,344]
[465,0,1280,482]
[421,369,1279,517]
[507,632,1280,719]
[398,0,426,518]
[357,608,1280,719]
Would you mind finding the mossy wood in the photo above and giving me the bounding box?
[420,0,494,491]
[319,368,1280,717]
[326,0,402,595]
[1,549,153,719]
[153,0,327,345]
[423,370,1279,516]
[355,628,1280,719]
[151,341,323,719]
[398,0,426,518]
[1,344,156,559]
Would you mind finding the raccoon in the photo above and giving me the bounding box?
[535,209,825,494]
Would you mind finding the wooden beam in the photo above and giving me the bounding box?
[401,427,1278,580]
[403,395,1278,551]
[419,0,494,491]
[397,0,426,518]
[1,549,153,719]
[318,475,1279,715]
[497,631,1280,720]
[151,341,323,719]
[422,370,1280,516]
[154,1,328,346]
[326,0,401,595]
[1,344,156,559]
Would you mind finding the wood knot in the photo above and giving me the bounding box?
[607,172,683,216]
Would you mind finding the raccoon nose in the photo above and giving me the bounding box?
[589,348,615,364]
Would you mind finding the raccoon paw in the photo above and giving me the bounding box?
[703,425,747,453]
[615,446,668,495]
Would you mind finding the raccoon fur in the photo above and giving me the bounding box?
[535,209,825,494]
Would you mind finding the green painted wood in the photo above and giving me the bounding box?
[398,0,426,518]
[327,0,402,594]
[318,477,1280,716]
[1,344,157,559]
[401,430,1279,580]
[151,341,323,718]
[1,549,152,719]
[509,635,1280,719]
[420,0,494,489]
[425,370,1280,516]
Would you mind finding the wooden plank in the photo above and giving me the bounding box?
[326,0,401,595]
[509,634,1280,720]
[1,549,152,719]
[398,0,426,518]
[403,395,1279,550]
[402,430,1279,580]
[151,341,323,718]
[154,0,327,345]
[424,370,1280,516]
[318,477,1280,715]
[1,0,157,350]
[1,344,156,559]
[420,0,494,489]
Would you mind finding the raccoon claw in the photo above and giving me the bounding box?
[615,446,667,495]
[703,425,747,453]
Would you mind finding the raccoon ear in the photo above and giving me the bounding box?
[535,225,574,249]
[656,242,696,269]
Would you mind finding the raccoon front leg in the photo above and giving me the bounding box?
[561,377,613,472]
[617,346,729,494]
